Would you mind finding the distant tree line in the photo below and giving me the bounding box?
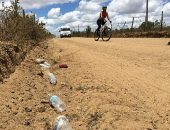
[72,20,170,38]
[72,26,93,37]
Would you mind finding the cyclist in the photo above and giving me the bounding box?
[97,6,111,33]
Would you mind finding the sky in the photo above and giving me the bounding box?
[0,0,170,35]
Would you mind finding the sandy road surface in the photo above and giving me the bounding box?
[0,38,170,130]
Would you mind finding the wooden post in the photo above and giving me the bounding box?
[33,13,36,23]
[14,0,18,17]
[161,11,163,31]
[145,0,149,31]
[22,9,25,18]
[78,24,79,37]
[1,1,5,39]
[131,17,134,32]
[2,1,4,7]
[78,24,79,32]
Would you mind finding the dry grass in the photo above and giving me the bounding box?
[0,0,54,43]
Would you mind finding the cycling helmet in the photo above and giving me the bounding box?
[102,6,107,10]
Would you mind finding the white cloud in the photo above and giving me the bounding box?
[0,0,77,9]
[162,2,170,17]
[108,0,144,14]
[21,0,77,9]
[38,0,170,35]
[48,8,60,18]
[78,0,101,12]
[0,0,11,10]
[60,11,81,22]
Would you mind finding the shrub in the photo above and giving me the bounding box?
[0,0,54,42]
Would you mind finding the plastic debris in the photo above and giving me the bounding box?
[48,95,66,112]
[53,116,71,130]
[40,64,50,69]
[48,73,57,85]
[59,64,68,68]
[40,62,51,69]
[35,58,45,64]
[44,62,51,67]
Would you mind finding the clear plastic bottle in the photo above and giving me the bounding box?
[53,116,71,130]
[40,63,50,69]
[48,95,65,112]
[48,73,57,85]
[40,61,51,69]
[36,58,45,64]
[44,62,51,67]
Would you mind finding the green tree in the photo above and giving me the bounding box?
[154,20,161,29]
[139,21,154,31]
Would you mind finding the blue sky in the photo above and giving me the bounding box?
[1,0,169,35]
[26,2,79,18]
[23,0,170,17]
[25,0,112,18]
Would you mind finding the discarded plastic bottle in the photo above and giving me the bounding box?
[40,64,50,69]
[48,95,65,112]
[44,62,51,67]
[48,73,57,85]
[36,58,45,64]
[53,116,71,130]
[40,61,51,69]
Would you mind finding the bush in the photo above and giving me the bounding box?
[0,0,54,42]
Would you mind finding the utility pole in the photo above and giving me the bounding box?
[22,9,25,17]
[131,17,134,32]
[78,24,79,32]
[33,13,36,23]
[2,1,4,7]
[161,11,163,31]
[78,24,79,37]
[1,1,5,39]
[145,0,149,31]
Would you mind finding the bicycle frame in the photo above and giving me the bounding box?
[94,21,112,41]
[100,22,112,35]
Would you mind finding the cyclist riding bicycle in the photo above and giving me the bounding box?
[97,6,111,33]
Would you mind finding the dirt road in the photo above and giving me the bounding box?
[0,38,170,130]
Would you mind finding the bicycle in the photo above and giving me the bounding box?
[94,21,112,41]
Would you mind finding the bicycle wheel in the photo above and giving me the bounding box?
[102,27,112,41]
[94,29,100,41]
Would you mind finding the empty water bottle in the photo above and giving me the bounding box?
[48,95,65,112]
[40,61,51,69]
[53,116,71,130]
[40,63,50,69]
[48,73,57,85]
[35,58,45,64]
[44,62,51,67]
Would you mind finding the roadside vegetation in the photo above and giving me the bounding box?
[0,0,54,82]
[72,20,170,38]
[0,0,54,43]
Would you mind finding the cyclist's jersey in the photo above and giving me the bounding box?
[99,11,108,20]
